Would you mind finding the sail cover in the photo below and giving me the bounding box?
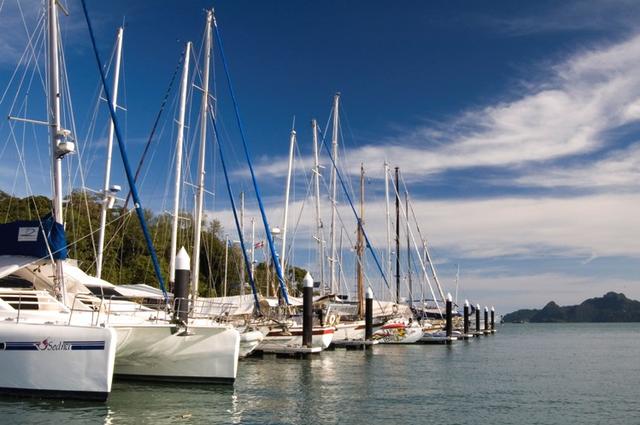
[0,215,67,260]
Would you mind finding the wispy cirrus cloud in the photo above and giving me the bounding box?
[514,142,640,189]
[252,32,640,189]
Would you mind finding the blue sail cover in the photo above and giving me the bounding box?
[0,215,67,260]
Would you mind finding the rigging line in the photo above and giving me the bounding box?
[213,19,290,305]
[399,173,446,301]
[209,108,261,313]
[122,48,184,211]
[81,0,168,301]
[387,167,442,315]
[319,123,391,291]
[58,26,99,261]
[0,2,46,103]
[284,173,314,269]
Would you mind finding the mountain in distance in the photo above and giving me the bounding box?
[503,292,640,323]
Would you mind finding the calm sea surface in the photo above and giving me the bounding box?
[2,323,639,424]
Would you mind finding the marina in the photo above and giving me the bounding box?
[1,0,640,423]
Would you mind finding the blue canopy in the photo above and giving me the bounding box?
[0,214,67,260]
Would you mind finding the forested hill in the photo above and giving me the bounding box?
[0,190,306,296]
[503,292,640,323]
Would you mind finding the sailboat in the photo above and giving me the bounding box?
[0,0,116,400]
[4,7,240,384]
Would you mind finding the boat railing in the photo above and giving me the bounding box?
[0,289,68,324]
[185,297,236,322]
[67,293,107,326]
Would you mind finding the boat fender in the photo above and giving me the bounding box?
[392,304,399,315]
[334,315,340,325]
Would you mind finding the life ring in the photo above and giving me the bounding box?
[327,314,337,326]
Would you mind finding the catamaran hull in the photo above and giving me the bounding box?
[112,324,240,383]
[0,322,116,401]
[239,329,264,358]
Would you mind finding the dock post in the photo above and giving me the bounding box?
[484,306,489,333]
[303,273,314,348]
[174,247,190,323]
[491,306,495,330]
[475,304,481,335]
[445,292,453,339]
[463,300,470,336]
[365,287,373,341]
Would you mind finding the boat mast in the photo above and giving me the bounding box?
[96,26,124,280]
[251,217,257,294]
[384,162,391,300]
[312,119,325,295]
[48,0,67,302]
[223,234,229,297]
[328,92,340,294]
[356,163,365,318]
[406,190,412,308]
[394,167,400,304]
[240,191,245,295]
[191,9,213,301]
[280,127,296,287]
[168,41,192,285]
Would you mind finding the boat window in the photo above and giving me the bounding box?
[0,274,35,289]
[85,285,122,298]
[0,294,40,310]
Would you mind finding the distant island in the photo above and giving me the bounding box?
[503,292,640,323]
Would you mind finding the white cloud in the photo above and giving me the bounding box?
[252,33,640,188]
[458,272,640,313]
[210,192,640,264]
[515,143,640,189]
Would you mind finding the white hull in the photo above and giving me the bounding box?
[374,323,423,344]
[257,326,334,351]
[239,329,264,358]
[112,323,239,383]
[332,321,365,342]
[0,322,116,400]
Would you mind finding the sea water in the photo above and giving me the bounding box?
[1,323,639,424]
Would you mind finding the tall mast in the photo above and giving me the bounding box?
[406,190,412,307]
[328,92,340,294]
[251,217,256,294]
[96,27,124,280]
[239,191,245,295]
[168,41,192,284]
[394,166,400,304]
[48,0,66,302]
[280,128,296,283]
[223,234,229,297]
[312,119,325,295]
[356,163,365,318]
[384,162,391,299]
[191,9,213,301]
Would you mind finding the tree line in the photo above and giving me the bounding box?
[0,190,307,297]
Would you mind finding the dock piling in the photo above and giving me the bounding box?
[445,292,453,339]
[463,299,470,336]
[302,273,314,348]
[174,247,190,323]
[365,287,373,341]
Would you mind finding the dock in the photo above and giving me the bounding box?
[254,345,323,358]
[331,340,379,350]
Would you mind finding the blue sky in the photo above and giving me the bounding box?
[1,0,640,312]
